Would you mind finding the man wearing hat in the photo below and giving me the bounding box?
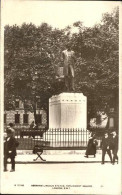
[110,130,118,164]
[4,126,19,172]
[100,132,113,164]
[7,123,15,137]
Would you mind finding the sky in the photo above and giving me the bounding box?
[2,1,120,29]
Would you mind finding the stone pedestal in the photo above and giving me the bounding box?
[49,92,87,129]
[43,93,88,147]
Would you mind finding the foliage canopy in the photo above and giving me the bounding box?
[4,7,119,124]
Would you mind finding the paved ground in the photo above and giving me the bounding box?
[11,149,119,163]
[1,162,120,194]
[1,150,121,194]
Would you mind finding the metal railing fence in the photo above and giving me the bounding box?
[14,128,90,150]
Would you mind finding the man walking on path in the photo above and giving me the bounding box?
[110,130,118,164]
[4,128,19,172]
[101,132,113,164]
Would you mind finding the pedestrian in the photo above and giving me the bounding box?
[84,132,97,158]
[110,130,118,164]
[4,128,19,172]
[100,132,113,164]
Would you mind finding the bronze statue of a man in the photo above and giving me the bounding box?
[62,44,75,92]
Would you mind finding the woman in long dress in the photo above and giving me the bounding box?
[84,132,97,158]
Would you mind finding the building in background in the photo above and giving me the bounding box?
[4,99,47,130]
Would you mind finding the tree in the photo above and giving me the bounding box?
[70,7,119,126]
[4,23,69,125]
[4,7,119,128]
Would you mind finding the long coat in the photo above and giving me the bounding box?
[101,137,111,150]
[110,135,118,150]
[62,50,75,77]
[85,138,96,155]
[4,136,18,157]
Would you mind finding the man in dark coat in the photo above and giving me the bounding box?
[4,128,19,172]
[101,132,112,164]
[110,130,118,164]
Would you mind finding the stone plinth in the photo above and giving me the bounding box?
[43,93,87,146]
[49,93,87,129]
